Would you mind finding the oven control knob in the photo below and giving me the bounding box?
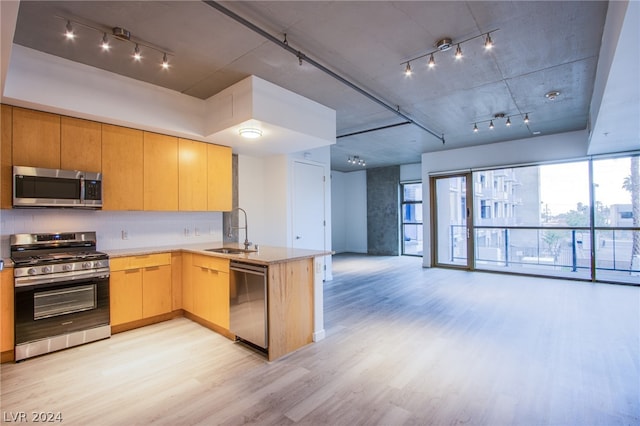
[28,268,36,275]
[41,266,52,273]
[63,264,72,271]
[82,262,92,269]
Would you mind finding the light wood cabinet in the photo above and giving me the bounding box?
[12,107,61,169]
[102,124,144,210]
[171,252,182,311]
[1,105,12,209]
[142,264,172,318]
[110,253,172,326]
[60,116,102,172]
[207,144,232,211]
[1,267,14,359]
[144,132,178,211]
[178,138,208,211]
[268,258,314,361]
[189,254,229,328]
[110,268,143,326]
[181,252,194,313]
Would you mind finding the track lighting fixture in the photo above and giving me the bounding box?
[57,16,172,70]
[472,112,530,133]
[401,29,497,75]
[347,156,366,167]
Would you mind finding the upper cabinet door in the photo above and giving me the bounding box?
[207,144,232,212]
[102,124,143,210]
[178,138,207,211]
[60,117,102,172]
[1,105,12,209]
[12,107,61,169]
[144,132,178,211]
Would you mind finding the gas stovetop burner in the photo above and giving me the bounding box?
[10,232,110,281]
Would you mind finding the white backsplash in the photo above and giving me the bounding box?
[0,209,224,258]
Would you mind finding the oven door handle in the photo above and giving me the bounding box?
[14,271,110,288]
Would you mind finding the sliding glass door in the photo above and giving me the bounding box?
[430,154,639,284]
[432,174,472,268]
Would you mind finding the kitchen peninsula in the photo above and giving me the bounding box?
[107,243,331,362]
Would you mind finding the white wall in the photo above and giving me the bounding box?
[238,146,333,278]
[421,130,589,267]
[0,209,223,258]
[331,170,367,254]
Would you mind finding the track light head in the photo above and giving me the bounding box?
[484,33,493,50]
[101,33,110,51]
[473,123,478,133]
[404,62,412,76]
[133,44,142,61]
[524,113,530,124]
[454,44,463,59]
[506,117,511,127]
[162,53,169,69]
[489,120,494,130]
[65,21,75,40]
[428,53,435,68]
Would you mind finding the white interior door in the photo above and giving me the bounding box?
[292,161,325,250]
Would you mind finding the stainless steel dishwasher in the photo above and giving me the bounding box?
[229,261,268,352]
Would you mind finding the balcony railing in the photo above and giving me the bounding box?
[449,225,640,284]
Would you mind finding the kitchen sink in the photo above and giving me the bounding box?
[205,247,256,255]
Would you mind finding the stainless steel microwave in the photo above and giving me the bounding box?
[13,166,103,208]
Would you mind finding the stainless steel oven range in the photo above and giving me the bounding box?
[10,232,110,361]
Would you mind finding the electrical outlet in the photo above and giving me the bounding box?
[121,230,128,240]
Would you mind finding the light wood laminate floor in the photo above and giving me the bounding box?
[1,254,639,425]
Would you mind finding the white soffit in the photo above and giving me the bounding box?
[204,75,336,156]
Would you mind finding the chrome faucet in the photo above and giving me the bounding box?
[228,207,251,249]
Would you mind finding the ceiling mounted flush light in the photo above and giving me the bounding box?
[545,90,561,100]
[454,44,463,59]
[473,123,479,133]
[101,33,110,51]
[428,54,436,68]
[64,21,75,40]
[404,62,412,76]
[484,33,494,49]
[239,128,262,139]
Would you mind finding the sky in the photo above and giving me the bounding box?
[539,158,633,216]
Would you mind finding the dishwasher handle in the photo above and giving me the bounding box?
[230,261,267,275]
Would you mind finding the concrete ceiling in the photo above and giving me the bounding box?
[6,1,633,172]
